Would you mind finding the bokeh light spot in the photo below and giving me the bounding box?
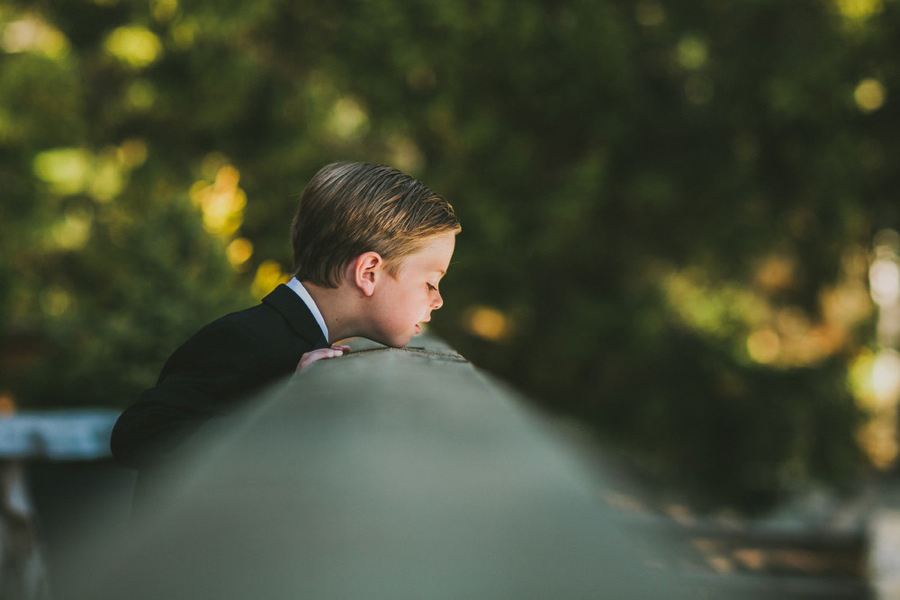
[151,0,179,22]
[104,26,162,68]
[50,210,93,251]
[190,165,246,236]
[328,97,369,140]
[835,0,883,20]
[227,238,253,269]
[117,139,148,169]
[252,260,289,299]
[747,329,780,364]
[854,78,886,113]
[463,306,513,341]
[1,15,69,58]
[33,147,91,194]
[676,36,708,70]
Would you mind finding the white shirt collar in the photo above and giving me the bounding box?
[286,277,329,342]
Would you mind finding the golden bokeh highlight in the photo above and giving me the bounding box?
[151,0,179,22]
[327,97,369,140]
[252,260,290,299]
[50,211,93,251]
[226,238,254,269]
[33,148,92,195]
[858,415,898,468]
[854,78,886,113]
[1,14,69,58]
[104,26,163,69]
[663,271,766,342]
[463,306,514,342]
[835,0,883,20]
[665,246,872,370]
[746,329,780,364]
[90,152,126,202]
[117,139,148,169]
[32,140,147,201]
[858,230,900,468]
[189,165,246,237]
[754,254,795,292]
[870,350,900,404]
[676,36,708,70]
[0,391,16,415]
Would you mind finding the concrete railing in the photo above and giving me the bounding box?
[56,336,709,600]
[6,338,877,599]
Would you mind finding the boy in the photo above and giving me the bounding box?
[111,162,460,474]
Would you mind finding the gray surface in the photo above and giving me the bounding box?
[60,338,725,599]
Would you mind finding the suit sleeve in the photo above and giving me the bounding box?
[110,319,285,469]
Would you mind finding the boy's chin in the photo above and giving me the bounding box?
[386,336,414,349]
[366,332,414,349]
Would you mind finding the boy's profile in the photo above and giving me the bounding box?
[111,162,460,480]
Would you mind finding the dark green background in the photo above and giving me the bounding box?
[2,0,896,511]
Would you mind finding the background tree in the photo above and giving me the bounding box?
[1,0,896,510]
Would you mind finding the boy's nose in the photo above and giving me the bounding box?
[432,292,443,310]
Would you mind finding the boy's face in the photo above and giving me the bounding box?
[365,231,456,348]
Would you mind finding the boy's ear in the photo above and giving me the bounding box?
[352,251,384,297]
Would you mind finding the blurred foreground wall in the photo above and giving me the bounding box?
[52,336,742,600]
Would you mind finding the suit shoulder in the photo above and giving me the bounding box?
[213,301,299,343]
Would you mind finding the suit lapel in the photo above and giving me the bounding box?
[262,284,329,349]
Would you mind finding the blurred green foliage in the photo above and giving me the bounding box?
[2,0,897,510]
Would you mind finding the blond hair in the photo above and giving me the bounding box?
[291,162,460,287]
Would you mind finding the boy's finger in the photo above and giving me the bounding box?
[296,347,346,373]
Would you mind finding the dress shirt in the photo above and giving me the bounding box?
[286,277,329,343]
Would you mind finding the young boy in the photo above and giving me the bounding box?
[110,162,460,474]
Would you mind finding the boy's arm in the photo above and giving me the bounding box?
[110,400,210,469]
[111,320,285,469]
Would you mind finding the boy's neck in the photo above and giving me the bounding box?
[300,280,361,343]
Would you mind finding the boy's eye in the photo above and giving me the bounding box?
[427,283,438,292]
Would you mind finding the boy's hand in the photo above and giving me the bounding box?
[295,345,350,373]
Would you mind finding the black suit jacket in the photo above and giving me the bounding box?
[111,284,328,470]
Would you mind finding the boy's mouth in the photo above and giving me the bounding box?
[414,323,421,334]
